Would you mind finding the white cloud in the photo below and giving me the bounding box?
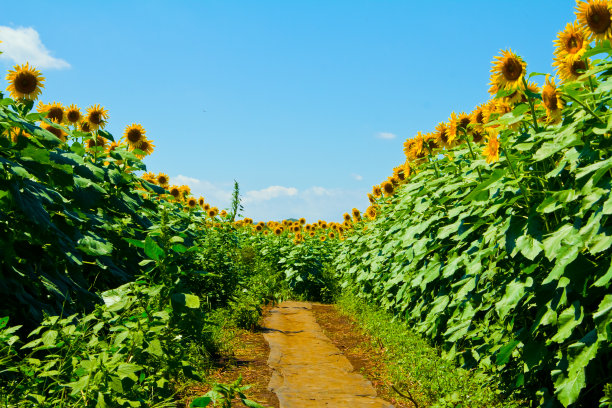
[376,132,396,140]
[243,185,298,203]
[0,26,70,69]
[352,173,363,181]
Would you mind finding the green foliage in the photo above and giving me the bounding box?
[335,71,612,407]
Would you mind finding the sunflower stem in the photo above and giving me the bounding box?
[522,77,540,133]
[562,91,605,124]
[425,145,440,178]
[461,129,484,183]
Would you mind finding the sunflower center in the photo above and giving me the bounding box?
[48,107,63,123]
[543,88,558,110]
[158,176,168,185]
[502,58,523,81]
[81,122,91,132]
[89,112,102,125]
[566,35,583,53]
[571,59,588,76]
[14,72,38,94]
[67,111,80,123]
[587,4,611,34]
[127,129,143,143]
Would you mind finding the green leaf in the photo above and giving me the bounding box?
[241,399,267,408]
[495,278,531,320]
[515,234,543,260]
[97,129,115,142]
[144,235,165,260]
[594,294,612,341]
[77,235,113,256]
[41,330,58,347]
[116,363,142,382]
[123,238,145,248]
[190,396,212,407]
[496,339,520,365]
[171,293,200,309]
[146,338,163,357]
[550,302,584,344]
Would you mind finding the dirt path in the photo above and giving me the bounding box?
[262,301,394,408]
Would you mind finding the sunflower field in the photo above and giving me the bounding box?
[2,0,612,407]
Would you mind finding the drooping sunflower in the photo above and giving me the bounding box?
[470,103,487,132]
[541,75,564,123]
[553,54,589,82]
[80,120,92,133]
[134,138,155,158]
[489,49,527,93]
[554,22,589,59]
[85,104,109,130]
[65,104,82,125]
[367,193,375,204]
[5,63,45,100]
[86,135,108,150]
[576,0,612,43]
[423,132,440,151]
[435,122,454,149]
[41,123,67,142]
[482,131,500,164]
[123,123,146,149]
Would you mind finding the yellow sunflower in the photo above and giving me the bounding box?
[41,123,67,142]
[197,196,205,206]
[134,138,155,158]
[576,0,612,43]
[187,197,198,209]
[482,131,500,164]
[554,22,589,59]
[80,120,93,133]
[208,207,219,217]
[489,49,527,93]
[5,63,45,100]
[141,171,157,184]
[274,227,283,236]
[372,185,382,198]
[423,132,440,151]
[123,123,146,149]
[382,181,394,197]
[86,135,108,150]
[169,185,181,199]
[365,205,378,220]
[352,208,361,222]
[435,122,454,149]
[157,173,170,188]
[470,103,487,132]
[65,104,82,125]
[541,75,564,123]
[106,141,120,154]
[85,104,109,130]
[554,54,589,82]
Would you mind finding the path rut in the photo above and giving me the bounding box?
[262,301,394,408]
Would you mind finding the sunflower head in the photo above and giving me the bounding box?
[156,173,170,187]
[123,123,146,148]
[576,0,612,43]
[541,75,564,123]
[187,197,198,209]
[555,22,589,59]
[372,185,382,198]
[134,138,155,158]
[554,54,589,82]
[5,63,45,100]
[169,185,181,199]
[274,227,283,236]
[86,135,108,150]
[65,104,82,124]
[489,49,527,93]
[42,123,67,142]
[482,130,501,164]
[85,104,109,130]
[197,196,205,206]
[382,181,394,197]
[365,205,377,220]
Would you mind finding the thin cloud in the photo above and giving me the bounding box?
[351,173,363,181]
[0,26,70,69]
[169,175,233,206]
[376,132,396,140]
[243,185,298,203]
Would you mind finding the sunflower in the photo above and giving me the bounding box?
[169,185,181,199]
[274,227,283,236]
[208,207,219,217]
[203,203,211,211]
[423,132,440,151]
[554,54,589,82]
[489,49,527,93]
[85,104,109,130]
[155,173,169,188]
[187,197,198,209]
[470,103,487,132]
[41,123,67,142]
[4,127,30,143]
[65,104,82,125]
[106,141,121,154]
[197,196,205,206]
[5,63,45,100]
[329,231,336,239]
[134,138,155,158]
[482,131,500,164]
[141,171,157,184]
[86,135,108,149]
[352,208,361,222]
[554,22,589,59]
[372,185,382,198]
[457,112,471,133]
[472,130,486,144]
[178,185,191,200]
[123,123,146,149]
[435,122,454,149]
[367,193,375,204]
[382,181,394,197]
[320,235,326,242]
[365,205,377,220]
[220,210,227,217]
[576,0,612,43]
[80,120,92,133]
[541,75,564,123]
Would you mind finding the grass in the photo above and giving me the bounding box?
[335,290,526,408]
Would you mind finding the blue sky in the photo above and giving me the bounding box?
[1,0,577,222]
